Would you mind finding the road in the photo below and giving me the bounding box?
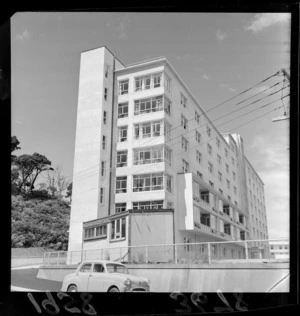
[11,267,62,291]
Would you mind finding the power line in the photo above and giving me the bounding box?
[73,104,284,197]
[69,88,289,183]
[66,71,283,182]
[71,96,284,190]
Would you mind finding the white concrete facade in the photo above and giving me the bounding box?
[68,47,269,260]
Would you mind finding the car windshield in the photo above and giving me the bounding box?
[106,264,128,274]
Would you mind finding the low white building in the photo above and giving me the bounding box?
[269,240,289,260]
[67,46,271,262]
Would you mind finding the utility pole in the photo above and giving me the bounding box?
[272,68,290,122]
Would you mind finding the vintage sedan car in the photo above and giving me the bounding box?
[61,260,150,292]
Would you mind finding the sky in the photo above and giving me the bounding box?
[11,12,290,239]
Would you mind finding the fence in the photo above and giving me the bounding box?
[43,239,289,266]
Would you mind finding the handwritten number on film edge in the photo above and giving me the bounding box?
[57,291,81,313]
[190,293,208,313]
[170,292,192,313]
[27,291,97,315]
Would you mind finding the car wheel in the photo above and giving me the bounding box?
[67,285,78,292]
[108,286,119,292]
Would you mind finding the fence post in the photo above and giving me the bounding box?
[70,251,72,265]
[245,241,249,260]
[207,243,211,264]
[43,252,46,265]
[145,246,148,264]
[57,252,60,265]
[174,244,177,264]
[48,253,50,265]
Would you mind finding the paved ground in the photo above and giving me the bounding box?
[11,267,62,292]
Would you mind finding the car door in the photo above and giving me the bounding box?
[87,263,107,292]
[76,263,92,291]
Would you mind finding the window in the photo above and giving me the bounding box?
[218,171,222,182]
[115,203,126,213]
[208,162,213,174]
[239,215,244,224]
[196,130,201,143]
[80,264,92,273]
[100,188,104,204]
[216,138,220,148]
[196,150,202,164]
[133,173,164,192]
[105,64,110,78]
[164,97,171,115]
[118,103,128,118]
[153,73,162,88]
[219,189,223,195]
[207,125,211,137]
[167,201,174,209]
[195,111,200,123]
[93,264,104,273]
[181,114,188,130]
[209,181,214,188]
[134,120,164,139]
[224,224,231,235]
[133,200,164,210]
[181,93,187,107]
[207,143,212,155]
[182,159,189,173]
[184,237,191,251]
[119,80,129,95]
[117,151,127,168]
[84,228,95,239]
[103,111,107,124]
[118,126,128,142]
[226,179,230,189]
[201,214,210,227]
[217,154,221,164]
[134,96,163,115]
[197,171,203,179]
[101,161,105,176]
[227,195,231,202]
[225,164,229,173]
[223,205,230,215]
[182,137,188,152]
[233,172,236,181]
[166,174,172,192]
[116,176,127,194]
[135,73,162,91]
[104,88,108,101]
[102,136,106,150]
[111,217,126,240]
[95,225,107,238]
[134,146,171,165]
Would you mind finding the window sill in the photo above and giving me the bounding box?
[110,237,126,243]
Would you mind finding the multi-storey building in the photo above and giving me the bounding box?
[68,46,270,261]
[269,240,289,260]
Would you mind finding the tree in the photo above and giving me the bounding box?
[43,165,69,199]
[65,182,72,203]
[11,136,21,162]
[13,153,53,194]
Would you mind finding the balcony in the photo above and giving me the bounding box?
[193,196,210,211]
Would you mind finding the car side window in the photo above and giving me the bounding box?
[93,264,104,273]
[80,263,92,272]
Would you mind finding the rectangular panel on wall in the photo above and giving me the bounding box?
[236,227,240,239]
[231,225,235,237]
[193,182,199,197]
[209,193,215,207]
[210,214,216,229]
[235,210,239,221]
[193,205,200,223]
[219,219,224,232]
[229,206,233,218]
[219,200,223,212]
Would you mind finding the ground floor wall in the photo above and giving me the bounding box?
[37,262,289,292]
